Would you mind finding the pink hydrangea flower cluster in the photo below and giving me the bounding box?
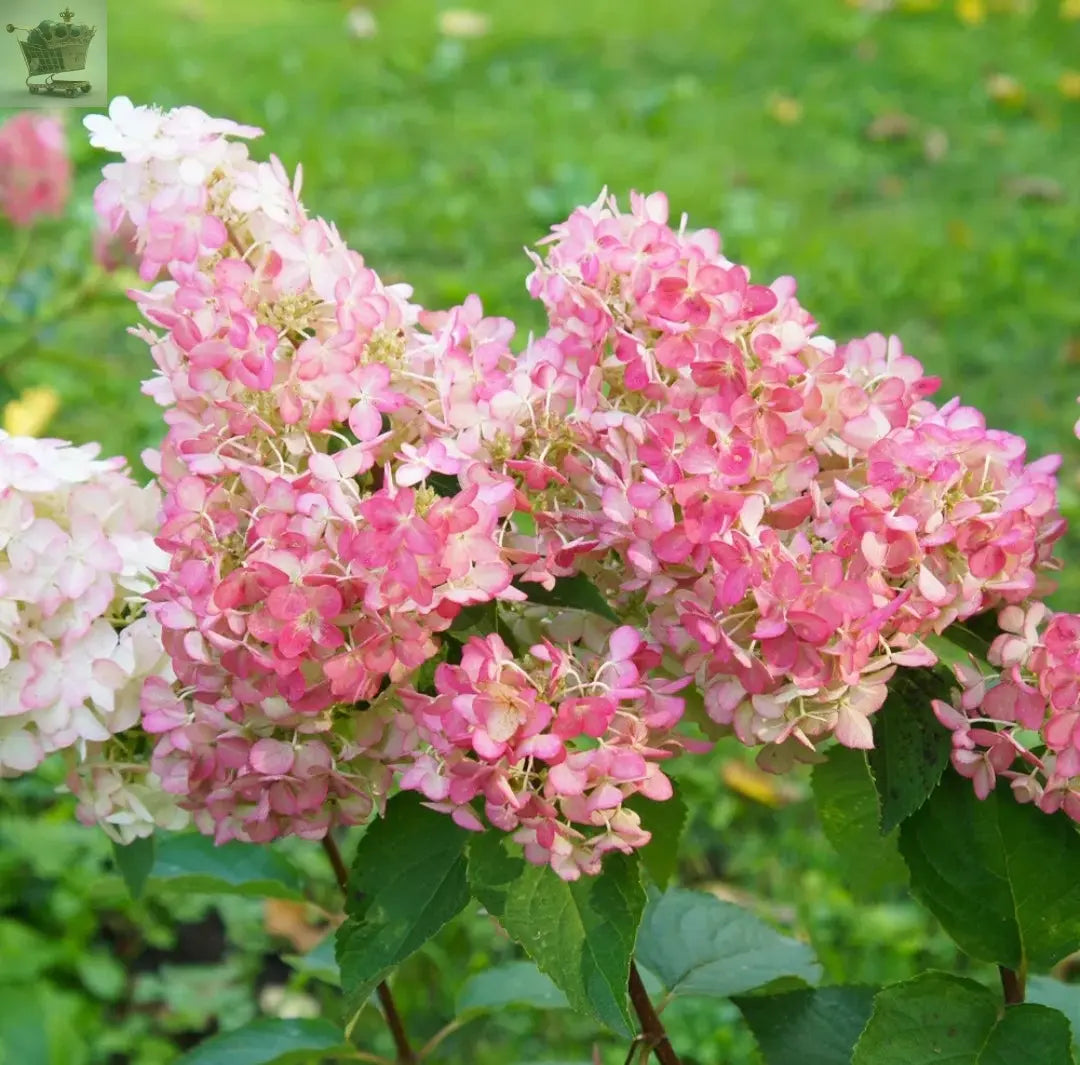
[487,191,1064,766]
[85,97,535,845]
[933,603,1080,820]
[399,626,686,879]
[84,96,1069,873]
[0,432,178,827]
[0,112,71,228]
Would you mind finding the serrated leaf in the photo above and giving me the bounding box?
[457,961,569,1015]
[734,986,877,1065]
[811,748,906,898]
[150,834,303,899]
[867,669,952,833]
[467,832,643,1035]
[852,972,1074,1065]
[978,1004,1076,1065]
[512,573,619,622]
[1028,976,1080,1052]
[112,835,156,899]
[625,787,687,890]
[900,772,1080,970]
[635,887,821,1001]
[174,1018,347,1065]
[336,793,471,1027]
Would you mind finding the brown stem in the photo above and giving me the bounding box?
[320,835,417,1065]
[999,965,1025,1006]
[376,983,416,1065]
[628,961,681,1065]
[321,832,352,894]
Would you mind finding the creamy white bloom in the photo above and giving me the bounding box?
[0,431,169,775]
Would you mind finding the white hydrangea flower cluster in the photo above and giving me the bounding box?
[0,431,184,833]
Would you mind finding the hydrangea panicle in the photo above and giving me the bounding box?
[85,98,522,844]
[509,189,1065,771]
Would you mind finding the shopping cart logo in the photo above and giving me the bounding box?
[4,3,106,105]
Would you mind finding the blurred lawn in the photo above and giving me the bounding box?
[3,0,1080,1061]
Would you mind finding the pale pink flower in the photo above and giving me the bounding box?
[934,605,1080,824]
[0,112,71,228]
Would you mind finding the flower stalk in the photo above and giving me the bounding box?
[628,963,680,1065]
[321,835,417,1065]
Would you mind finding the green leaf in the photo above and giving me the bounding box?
[449,601,498,636]
[634,887,821,1001]
[625,786,688,890]
[467,832,643,1035]
[978,1004,1077,1065]
[426,471,462,497]
[900,772,1080,969]
[0,984,86,1065]
[457,961,570,1015]
[811,747,906,898]
[852,972,1074,1065]
[734,986,877,1065]
[867,668,952,833]
[938,613,999,663]
[336,793,471,1028]
[174,1018,347,1065]
[111,835,156,899]
[150,834,304,899]
[512,573,619,623]
[1028,976,1080,1052]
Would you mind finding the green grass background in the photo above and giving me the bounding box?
[2,0,1080,1061]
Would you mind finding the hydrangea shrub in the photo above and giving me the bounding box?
[2,97,1080,1064]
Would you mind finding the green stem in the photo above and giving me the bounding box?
[0,226,33,303]
[416,1018,467,1060]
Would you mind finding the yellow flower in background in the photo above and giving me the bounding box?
[1059,70,1080,99]
[768,94,803,125]
[956,0,986,22]
[1062,0,1080,18]
[438,9,491,38]
[985,72,1027,108]
[2,386,60,437]
[721,760,802,808]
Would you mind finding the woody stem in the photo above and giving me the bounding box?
[321,834,417,1065]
